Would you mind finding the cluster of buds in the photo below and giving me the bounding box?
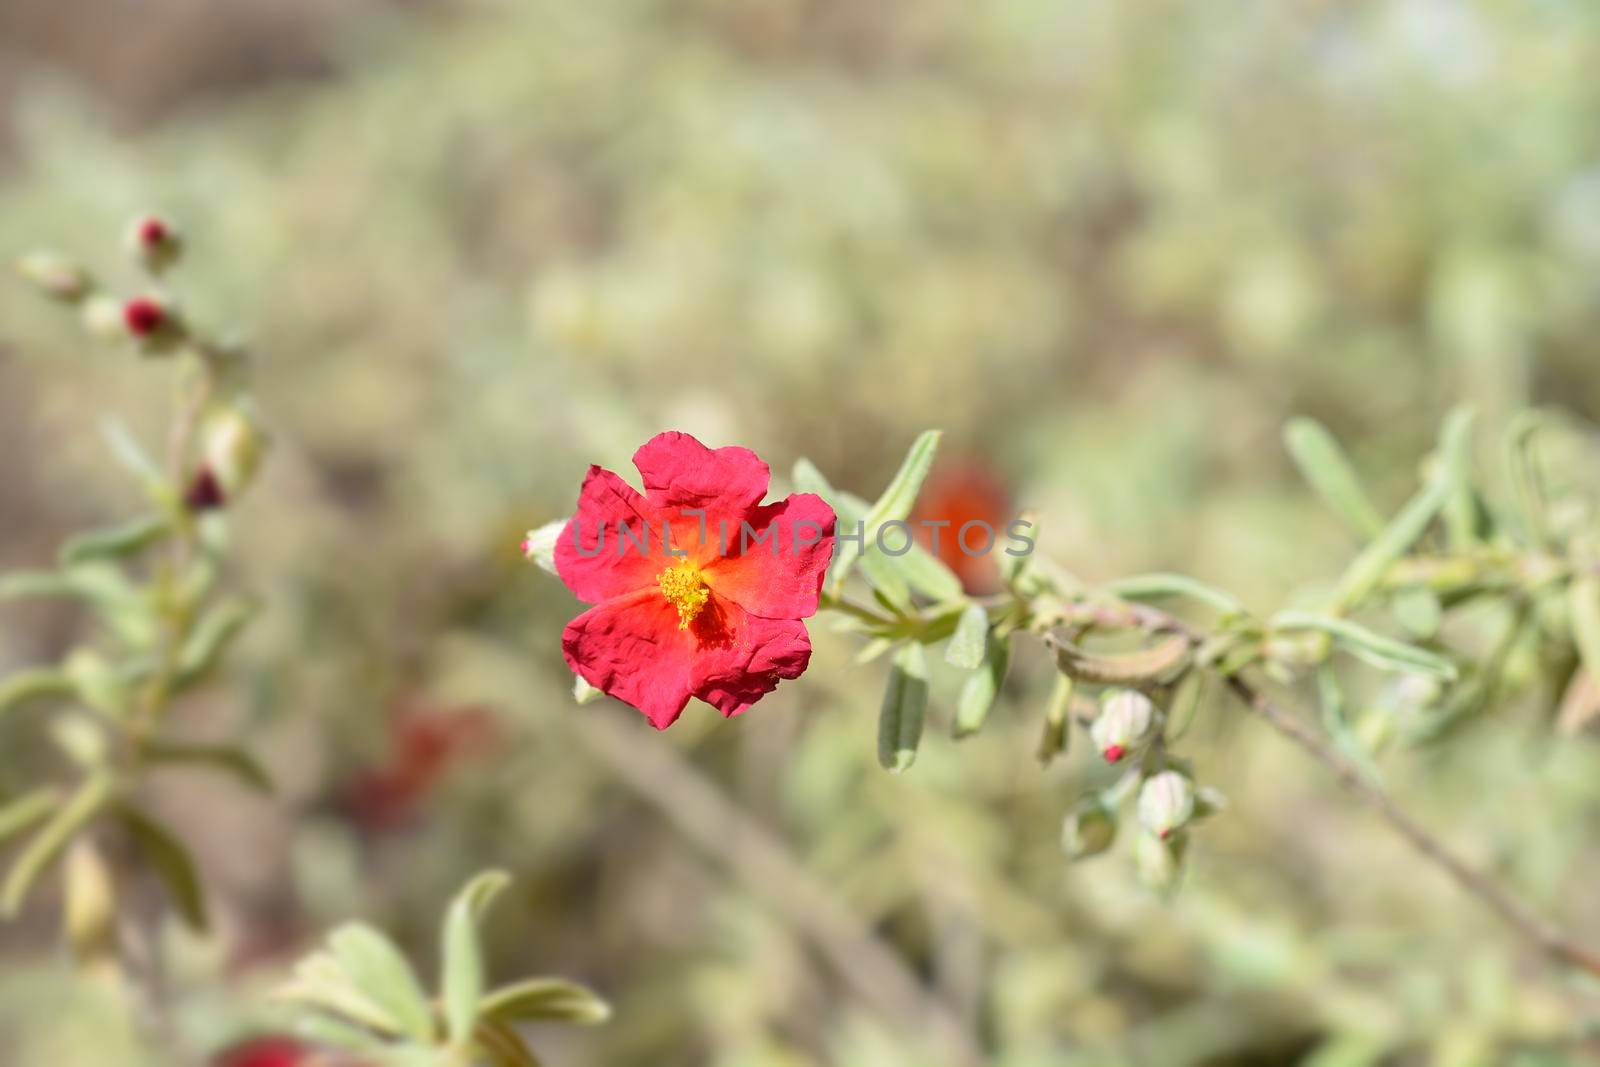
[17,212,188,354]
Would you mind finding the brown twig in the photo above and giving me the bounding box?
[1064,597,1600,980]
[566,708,986,1067]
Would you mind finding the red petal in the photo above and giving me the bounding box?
[688,596,813,718]
[562,588,695,729]
[702,493,835,619]
[555,466,666,604]
[632,431,770,518]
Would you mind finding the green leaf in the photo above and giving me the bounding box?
[828,431,941,593]
[99,418,164,487]
[278,951,405,1035]
[117,803,209,933]
[328,923,435,1042]
[1391,585,1442,639]
[1568,576,1600,696]
[481,977,612,1025]
[0,668,75,718]
[442,870,512,1044]
[1330,448,1455,613]
[60,515,170,565]
[796,454,963,605]
[65,649,131,717]
[1,563,159,648]
[1315,666,1380,783]
[1105,573,1246,616]
[476,1018,545,1067]
[1283,417,1385,539]
[1047,632,1191,686]
[1166,670,1206,742]
[1503,411,1550,550]
[2,772,113,917]
[944,604,988,669]
[953,631,1010,739]
[138,739,273,793]
[0,571,78,601]
[877,643,928,773]
[287,1014,391,1055]
[1036,673,1073,765]
[0,788,59,845]
[1271,610,1456,680]
[175,598,256,687]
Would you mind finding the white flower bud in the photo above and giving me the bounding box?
[1137,770,1195,839]
[202,404,268,497]
[17,251,90,302]
[1135,829,1187,892]
[1090,689,1156,763]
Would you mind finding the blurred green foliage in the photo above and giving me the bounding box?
[3,1,1600,1065]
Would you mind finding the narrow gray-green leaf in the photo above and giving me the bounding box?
[139,739,273,793]
[832,430,941,592]
[1105,573,1246,616]
[1391,585,1442,639]
[0,668,75,718]
[60,515,171,565]
[1283,417,1385,539]
[476,1018,545,1067]
[328,923,434,1042]
[1272,610,1456,680]
[0,788,59,845]
[944,604,988,669]
[1331,460,1452,613]
[1047,632,1191,686]
[877,643,928,773]
[443,869,512,1044]
[175,598,256,687]
[1438,405,1479,551]
[953,631,1010,739]
[1036,673,1074,765]
[481,977,612,1025]
[118,803,209,933]
[2,772,113,917]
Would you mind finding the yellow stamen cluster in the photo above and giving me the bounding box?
[657,560,709,629]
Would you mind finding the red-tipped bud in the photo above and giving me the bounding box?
[126,214,183,273]
[184,466,226,511]
[1090,689,1157,762]
[123,296,166,336]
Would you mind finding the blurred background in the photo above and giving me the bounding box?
[2,0,1600,1064]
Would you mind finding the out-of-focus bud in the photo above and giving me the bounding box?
[184,466,227,512]
[126,214,183,273]
[210,1036,313,1067]
[1090,688,1156,763]
[1061,796,1117,859]
[122,295,185,353]
[1137,770,1195,840]
[64,841,117,973]
[202,404,269,498]
[522,519,564,574]
[17,251,91,302]
[1135,829,1187,892]
[81,295,126,340]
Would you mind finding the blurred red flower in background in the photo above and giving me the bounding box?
[210,1036,312,1067]
[346,704,499,830]
[911,459,1013,595]
[555,432,835,729]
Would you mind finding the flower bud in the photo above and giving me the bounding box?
[81,295,126,341]
[1137,770,1195,839]
[126,214,182,273]
[1090,688,1156,763]
[184,466,227,512]
[16,251,91,302]
[64,841,117,972]
[1134,829,1187,892]
[1061,797,1117,859]
[122,295,185,353]
[202,404,268,497]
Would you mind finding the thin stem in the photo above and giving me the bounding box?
[1069,595,1600,980]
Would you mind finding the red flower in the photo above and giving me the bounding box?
[210,1036,310,1067]
[911,459,1012,595]
[555,432,835,729]
[123,296,167,337]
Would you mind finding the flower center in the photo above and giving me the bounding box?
[657,560,709,629]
